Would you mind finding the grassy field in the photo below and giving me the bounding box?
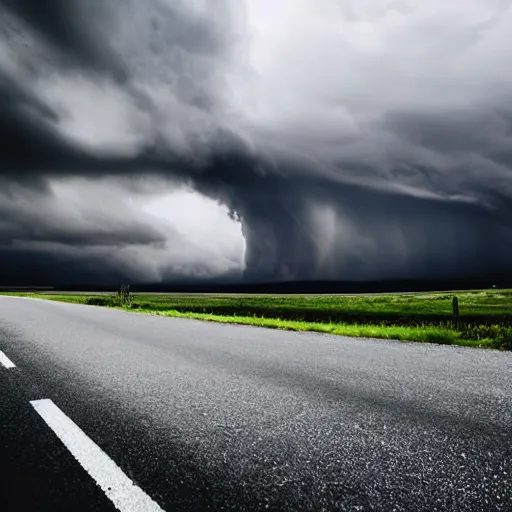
[3,289,512,350]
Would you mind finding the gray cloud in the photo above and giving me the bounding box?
[0,0,125,77]
[0,178,244,284]
[0,181,167,247]
[1,0,512,284]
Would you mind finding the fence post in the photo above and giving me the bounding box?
[452,296,460,327]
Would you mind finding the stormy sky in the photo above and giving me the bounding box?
[1,0,512,285]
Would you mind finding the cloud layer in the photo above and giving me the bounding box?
[1,0,512,284]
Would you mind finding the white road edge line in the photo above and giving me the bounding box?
[0,350,16,368]
[30,399,165,512]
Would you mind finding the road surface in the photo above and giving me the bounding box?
[0,296,511,511]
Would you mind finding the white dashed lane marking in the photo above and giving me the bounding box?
[0,350,16,368]
[30,399,165,512]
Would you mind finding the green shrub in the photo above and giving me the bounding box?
[86,297,117,307]
[116,285,132,307]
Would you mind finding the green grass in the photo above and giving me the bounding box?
[139,309,465,345]
[3,289,512,350]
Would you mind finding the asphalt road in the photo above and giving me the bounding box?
[0,296,510,511]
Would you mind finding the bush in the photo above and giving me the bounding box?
[116,285,132,307]
[460,324,512,351]
[85,288,133,308]
[495,334,512,351]
[86,297,117,307]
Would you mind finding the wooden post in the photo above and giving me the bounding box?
[452,296,459,327]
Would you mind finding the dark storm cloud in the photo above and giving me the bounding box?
[195,169,511,282]
[381,107,512,165]
[0,73,89,175]
[0,200,166,247]
[0,244,139,286]
[0,0,125,77]
[0,0,236,176]
[1,0,512,284]
[0,176,244,284]
[0,179,169,253]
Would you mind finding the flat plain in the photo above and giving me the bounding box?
[3,289,512,350]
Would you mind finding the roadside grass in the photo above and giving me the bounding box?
[138,309,469,346]
[2,290,511,350]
